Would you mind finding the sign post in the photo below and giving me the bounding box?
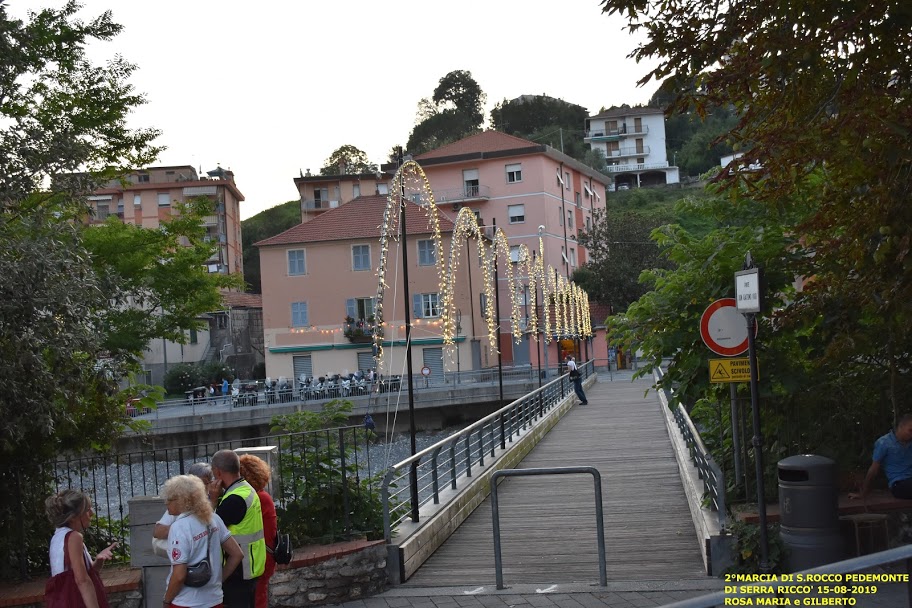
[735,251,769,573]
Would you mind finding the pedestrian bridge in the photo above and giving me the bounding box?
[381,363,728,588]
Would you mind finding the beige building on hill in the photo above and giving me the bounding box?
[85,165,247,385]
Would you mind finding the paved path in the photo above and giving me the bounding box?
[404,372,704,587]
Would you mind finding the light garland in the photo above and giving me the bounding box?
[372,160,594,365]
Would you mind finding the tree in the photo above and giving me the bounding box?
[575,207,675,312]
[82,197,241,356]
[601,0,912,456]
[242,199,302,293]
[406,70,486,155]
[490,94,592,163]
[319,144,376,176]
[0,3,235,579]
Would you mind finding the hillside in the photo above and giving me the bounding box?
[241,199,300,293]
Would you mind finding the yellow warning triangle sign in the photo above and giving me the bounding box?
[712,363,731,380]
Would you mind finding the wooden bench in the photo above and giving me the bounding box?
[735,490,912,525]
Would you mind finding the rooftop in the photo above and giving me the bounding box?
[589,106,664,120]
[254,194,454,247]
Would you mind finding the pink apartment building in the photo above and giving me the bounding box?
[256,195,485,383]
[86,165,247,385]
[295,167,395,223]
[415,131,612,369]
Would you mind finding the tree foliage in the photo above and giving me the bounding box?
[407,70,486,155]
[601,0,912,474]
[575,207,675,312]
[491,94,594,164]
[319,144,376,176]
[241,199,301,293]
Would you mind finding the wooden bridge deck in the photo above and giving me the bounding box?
[403,373,705,586]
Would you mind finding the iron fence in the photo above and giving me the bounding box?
[10,424,377,578]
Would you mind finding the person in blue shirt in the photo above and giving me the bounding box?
[851,415,912,500]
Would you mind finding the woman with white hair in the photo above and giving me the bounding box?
[161,474,243,608]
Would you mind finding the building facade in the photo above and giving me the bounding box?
[86,165,246,386]
[294,168,395,224]
[415,131,611,368]
[584,107,680,190]
[256,195,485,384]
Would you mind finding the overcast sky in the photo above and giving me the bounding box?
[10,1,659,219]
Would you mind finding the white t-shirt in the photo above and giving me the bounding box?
[167,512,232,608]
[49,526,91,576]
[567,359,578,371]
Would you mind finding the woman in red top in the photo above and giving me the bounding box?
[238,455,277,608]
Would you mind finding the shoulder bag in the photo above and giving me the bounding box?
[45,531,110,608]
[183,523,213,588]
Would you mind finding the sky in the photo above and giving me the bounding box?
[10,1,660,219]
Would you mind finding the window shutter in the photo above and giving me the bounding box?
[413,294,423,318]
[302,302,309,326]
[346,298,356,319]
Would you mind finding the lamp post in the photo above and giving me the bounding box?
[395,148,419,522]
[735,251,767,572]
[455,309,462,384]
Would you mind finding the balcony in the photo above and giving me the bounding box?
[431,184,491,205]
[605,146,651,159]
[605,161,670,173]
[584,124,649,142]
[202,215,219,226]
[301,198,340,211]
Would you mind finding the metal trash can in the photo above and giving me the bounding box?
[778,454,844,571]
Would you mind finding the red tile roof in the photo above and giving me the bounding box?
[221,291,263,308]
[415,130,542,160]
[254,195,454,247]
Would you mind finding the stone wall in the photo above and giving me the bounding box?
[269,542,387,607]
[9,585,142,608]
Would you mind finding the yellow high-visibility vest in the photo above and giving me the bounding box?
[220,480,265,579]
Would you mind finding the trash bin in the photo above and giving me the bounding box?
[778,454,844,571]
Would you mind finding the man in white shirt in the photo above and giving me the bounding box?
[566,355,588,405]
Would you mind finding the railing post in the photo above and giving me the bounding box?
[431,447,441,504]
[464,433,472,477]
[478,426,485,467]
[449,443,457,490]
[338,428,351,533]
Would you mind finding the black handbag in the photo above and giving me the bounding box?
[183,523,212,588]
[268,529,293,565]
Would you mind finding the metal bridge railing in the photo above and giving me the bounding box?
[656,367,727,529]
[660,544,912,607]
[380,361,593,541]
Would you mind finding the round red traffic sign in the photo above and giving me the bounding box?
[700,298,749,356]
[421,366,431,377]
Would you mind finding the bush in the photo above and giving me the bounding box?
[163,363,202,395]
[725,520,788,575]
[271,401,386,544]
[163,362,232,395]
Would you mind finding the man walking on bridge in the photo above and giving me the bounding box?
[566,355,587,405]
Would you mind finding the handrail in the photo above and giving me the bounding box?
[655,367,727,529]
[658,543,912,607]
[381,360,593,541]
[490,467,607,589]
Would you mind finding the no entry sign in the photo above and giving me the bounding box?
[700,298,750,356]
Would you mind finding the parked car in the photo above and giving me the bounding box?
[617,184,630,191]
